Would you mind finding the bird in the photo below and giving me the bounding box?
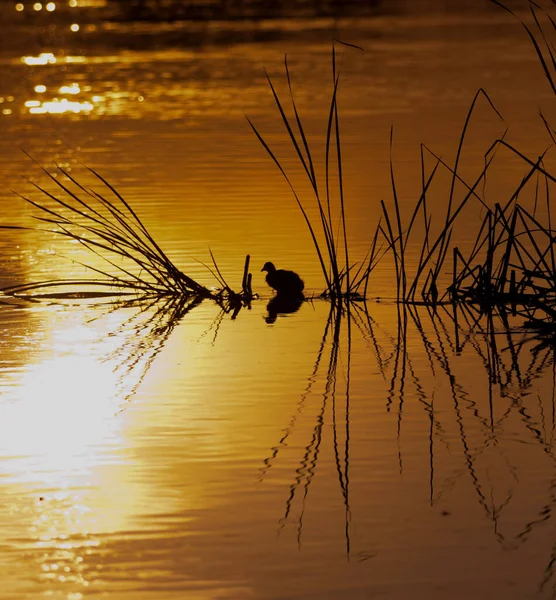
[261,261,305,297]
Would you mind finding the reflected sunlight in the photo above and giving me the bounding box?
[0,352,122,475]
[0,294,235,597]
[59,83,81,95]
[22,52,57,66]
[23,80,96,114]
[0,315,149,595]
[26,98,94,114]
[0,302,196,597]
[71,0,105,6]
[28,491,99,595]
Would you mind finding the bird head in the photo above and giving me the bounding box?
[261,261,275,273]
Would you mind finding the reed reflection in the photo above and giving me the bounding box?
[260,298,556,576]
[260,301,352,552]
[379,301,556,589]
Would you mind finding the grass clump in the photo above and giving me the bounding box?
[4,0,556,333]
[0,161,254,311]
[247,40,379,301]
[248,3,556,336]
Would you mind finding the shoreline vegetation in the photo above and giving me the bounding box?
[2,0,556,330]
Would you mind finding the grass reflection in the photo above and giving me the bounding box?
[384,302,556,535]
[260,298,556,573]
[260,301,353,552]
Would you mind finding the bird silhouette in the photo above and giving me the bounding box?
[261,261,304,297]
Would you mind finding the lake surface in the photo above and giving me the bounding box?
[1,1,556,598]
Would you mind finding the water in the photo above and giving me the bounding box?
[1,1,556,598]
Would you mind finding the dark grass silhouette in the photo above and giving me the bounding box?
[0,163,254,315]
[4,6,556,333]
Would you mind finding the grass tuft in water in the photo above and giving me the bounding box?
[0,161,254,312]
[247,41,367,300]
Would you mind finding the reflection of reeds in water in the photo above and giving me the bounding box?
[401,303,556,510]
[260,301,353,552]
[401,304,556,580]
[88,294,204,407]
[262,299,556,572]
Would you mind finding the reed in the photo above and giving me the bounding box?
[0,162,254,309]
[376,0,556,319]
[437,0,556,327]
[247,45,523,310]
[392,134,556,317]
[247,41,368,299]
[4,0,556,329]
[442,156,556,336]
[246,0,556,326]
[491,0,556,96]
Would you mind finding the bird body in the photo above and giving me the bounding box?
[261,261,304,296]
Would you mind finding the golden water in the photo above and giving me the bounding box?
[1,1,556,598]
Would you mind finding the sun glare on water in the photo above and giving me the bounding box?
[0,329,126,491]
[24,98,94,114]
[22,52,57,65]
[5,356,121,468]
[0,318,144,595]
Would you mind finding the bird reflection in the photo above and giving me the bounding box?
[265,293,304,324]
